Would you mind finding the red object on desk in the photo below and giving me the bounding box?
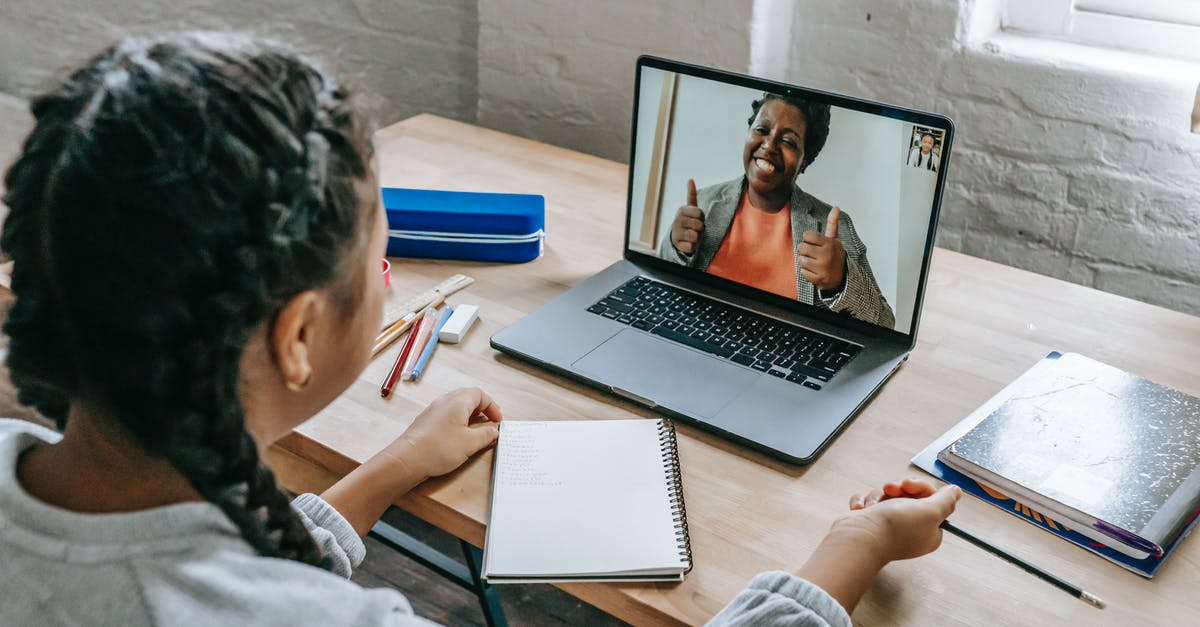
[381,324,420,398]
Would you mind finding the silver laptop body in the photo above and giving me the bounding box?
[492,56,954,464]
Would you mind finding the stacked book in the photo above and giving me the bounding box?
[914,352,1200,577]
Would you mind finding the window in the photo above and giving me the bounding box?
[1005,0,1200,62]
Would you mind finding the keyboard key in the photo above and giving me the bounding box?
[803,381,822,390]
[725,341,744,352]
[617,314,635,324]
[731,353,755,366]
[632,320,653,331]
[776,358,796,369]
[785,372,807,384]
[751,360,771,372]
[767,368,786,378]
[606,302,633,314]
[587,304,607,314]
[693,330,711,341]
[651,326,734,358]
[601,310,620,319]
[704,335,726,347]
[791,364,832,381]
[663,320,679,330]
[742,347,762,358]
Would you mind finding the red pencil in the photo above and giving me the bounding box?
[381,324,421,398]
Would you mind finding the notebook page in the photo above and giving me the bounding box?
[485,420,684,576]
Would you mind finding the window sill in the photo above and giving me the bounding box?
[975,31,1200,85]
[974,32,1200,133]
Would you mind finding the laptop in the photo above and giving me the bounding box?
[491,56,954,464]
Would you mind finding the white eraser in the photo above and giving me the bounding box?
[438,304,479,344]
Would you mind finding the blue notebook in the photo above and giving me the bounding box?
[913,352,1200,578]
[382,187,545,263]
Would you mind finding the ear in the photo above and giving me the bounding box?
[270,290,323,391]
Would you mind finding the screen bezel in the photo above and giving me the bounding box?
[623,55,955,348]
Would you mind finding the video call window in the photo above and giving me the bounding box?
[627,68,945,334]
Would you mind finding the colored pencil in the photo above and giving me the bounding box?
[409,307,454,381]
[400,307,440,381]
[381,325,420,398]
[373,295,445,356]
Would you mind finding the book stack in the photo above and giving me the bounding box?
[914,352,1200,577]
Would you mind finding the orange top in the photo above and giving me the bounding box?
[706,191,797,299]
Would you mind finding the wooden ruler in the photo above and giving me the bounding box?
[380,273,474,331]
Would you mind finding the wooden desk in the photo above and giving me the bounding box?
[269,114,1200,626]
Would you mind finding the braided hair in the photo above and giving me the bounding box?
[1,32,373,568]
[748,92,832,172]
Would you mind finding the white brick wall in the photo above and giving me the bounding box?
[477,0,753,162]
[0,0,479,127]
[2,0,1198,315]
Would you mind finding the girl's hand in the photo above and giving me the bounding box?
[380,387,502,481]
[832,478,961,563]
[795,479,960,614]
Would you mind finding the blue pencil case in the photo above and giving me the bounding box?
[382,187,545,263]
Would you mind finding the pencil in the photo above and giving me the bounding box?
[372,295,446,356]
[381,325,421,398]
[373,311,417,356]
[409,307,454,381]
[940,521,1106,609]
[400,307,440,381]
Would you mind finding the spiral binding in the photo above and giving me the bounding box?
[657,419,693,573]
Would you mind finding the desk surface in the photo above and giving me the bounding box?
[269,114,1200,626]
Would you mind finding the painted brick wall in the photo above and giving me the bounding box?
[477,0,754,163]
[0,0,479,128]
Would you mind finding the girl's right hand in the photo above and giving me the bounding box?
[379,387,503,481]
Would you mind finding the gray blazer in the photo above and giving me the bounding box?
[658,177,896,329]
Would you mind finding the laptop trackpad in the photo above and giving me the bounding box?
[572,329,757,418]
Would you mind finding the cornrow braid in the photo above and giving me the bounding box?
[1,32,373,568]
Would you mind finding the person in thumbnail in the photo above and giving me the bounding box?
[658,93,895,329]
[908,132,938,172]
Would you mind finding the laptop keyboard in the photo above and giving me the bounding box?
[586,277,861,389]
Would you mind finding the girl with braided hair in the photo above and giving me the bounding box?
[0,32,502,624]
[0,32,962,627]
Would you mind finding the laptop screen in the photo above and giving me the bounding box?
[625,60,952,337]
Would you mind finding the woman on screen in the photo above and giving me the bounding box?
[658,93,895,329]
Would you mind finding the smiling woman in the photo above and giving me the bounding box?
[657,93,895,328]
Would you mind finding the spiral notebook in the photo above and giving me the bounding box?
[482,419,693,583]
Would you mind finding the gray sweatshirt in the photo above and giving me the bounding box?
[0,419,849,626]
